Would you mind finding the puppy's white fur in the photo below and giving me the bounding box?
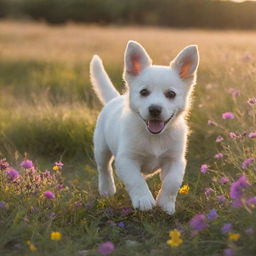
[90,41,199,214]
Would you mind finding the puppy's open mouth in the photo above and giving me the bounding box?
[145,113,175,134]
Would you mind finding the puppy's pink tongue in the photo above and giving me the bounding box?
[147,120,165,134]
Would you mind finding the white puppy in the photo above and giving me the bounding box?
[90,41,199,214]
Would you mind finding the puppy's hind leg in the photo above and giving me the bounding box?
[94,141,116,197]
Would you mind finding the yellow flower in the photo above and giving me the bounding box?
[167,229,183,247]
[228,233,240,241]
[52,165,59,171]
[26,240,37,252]
[179,185,190,194]
[50,231,62,241]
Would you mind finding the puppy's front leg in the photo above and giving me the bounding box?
[115,157,156,211]
[156,159,186,215]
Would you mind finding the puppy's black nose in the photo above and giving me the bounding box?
[149,105,162,117]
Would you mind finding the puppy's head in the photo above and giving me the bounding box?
[123,40,199,135]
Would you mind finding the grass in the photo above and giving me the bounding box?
[0,21,256,256]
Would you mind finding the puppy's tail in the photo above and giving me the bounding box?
[90,55,120,105]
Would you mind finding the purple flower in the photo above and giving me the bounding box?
[247,97,256,105]
[20,160,33,169]
[98,241,115,256]
[220,176,229,184]
[205,188,214,198]
[74,201,83,208]
[55,161,64,168]
[224,248,234,256]
[0,202,6,208]
[118,221,125,228]
[0,159,9,170]
[217,195,226,203]
[214,153,224,159]
[190,214,208,231]
[222,112,235,120]
[43,191,55,199]
[208,120,218,126]
[230,175,250,207]
[207,209,218,220]
[121,208,133,215]
[248,132,256,139]
[216,136,224,143]
[229,88,240,97]
[222,223,232,234]
[247,197,256,207]
[200,164,209,174]
[245,227,254,234]
[241,158,254,169]
[6,168,19,181]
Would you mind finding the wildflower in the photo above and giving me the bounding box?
[208,120,217,126]
[0,202,6,208]
[118,221,125,228]
[179,185,190,194]
[228,233,240,241]
[0,158,9,170]
[229,132,241,139]
[74,201,83,208]
[229,88,240,97]
[52,165,59,171]
[220,176,229,184]
[247,97,256,105]
[6,168,19,181]
[205,188,214,198]
[190,214,208,231]
[214,153,224,159]
[200,164,209,174]
[167,229,183,247]
[55,161,64,168]
[216,136,224,143]
[216,195,226,203]
[224,248,234,256]
[230,175,250,207]
[222,112,235,119]
[247,197,256,207]
[26,241,37,252]
[241,158,254,169]
[248,132,256,138]
[98,241,115,255]
[245,227,254,234]
[121,207,133,215]
[222,223,232,234]
[207,209,218,220]
[50,232,62,241]
[20,160,33,169]
[43,191,55,200]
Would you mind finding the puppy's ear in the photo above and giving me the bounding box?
[124,40,152,77]
[170,45,199,80]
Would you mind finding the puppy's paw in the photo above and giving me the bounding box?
[131,193,156,211]
[156,195,176,215]
[98,175,116,197]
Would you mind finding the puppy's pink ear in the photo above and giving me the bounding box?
[171,45,199,79]
[124,41,152,76]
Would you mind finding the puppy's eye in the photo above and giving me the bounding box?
[140,89,150,97]
[165,90,176,99]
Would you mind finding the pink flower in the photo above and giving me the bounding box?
[6,168,19,181]
[222,112,235,119]
[20,160,33,169]
[55,161,64,168]
[43,191,55,199]
[200,164,209,174]
[214,153,224,159]
[247,97,256,105]
[208,120,217,126]
[229,132,241,139]
[216,195,226,203]
[245,227,254,234]
[248,132,256,138]
[220,176,229,184]
[216,136,224,143]
[229,88,240,97]
[205,188,214,198]
[241,158,254,169]
[98,241,115,255]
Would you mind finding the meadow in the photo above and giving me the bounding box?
[0,21,256,256]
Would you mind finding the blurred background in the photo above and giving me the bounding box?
[1,0,256,29]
